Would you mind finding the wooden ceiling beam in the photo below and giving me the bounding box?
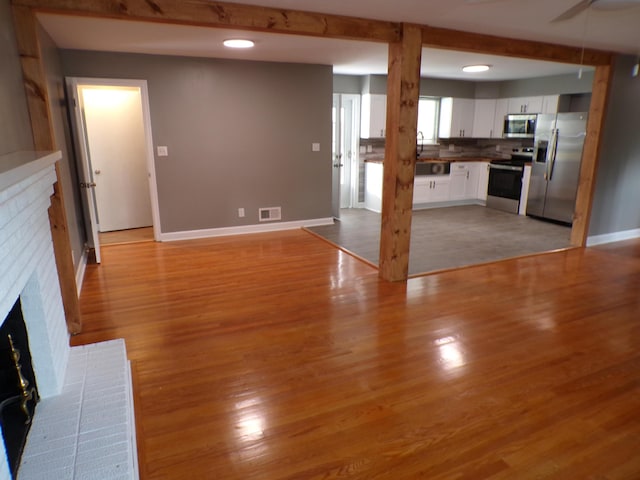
[421,25,612,66]
[12,0,401,43]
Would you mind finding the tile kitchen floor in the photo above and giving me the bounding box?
[307,205,572,275]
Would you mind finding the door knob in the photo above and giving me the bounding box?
[94,169,101,174]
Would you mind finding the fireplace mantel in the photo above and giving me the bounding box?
[0,151,61,193]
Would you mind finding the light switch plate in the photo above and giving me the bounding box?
[312,143,320,152]
[157,146,168,156]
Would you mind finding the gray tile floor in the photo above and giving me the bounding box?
[307,205,572,275]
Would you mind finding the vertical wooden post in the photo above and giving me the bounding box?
[379,24,422,282]
[570,62,614,247]
[12,5,82,334]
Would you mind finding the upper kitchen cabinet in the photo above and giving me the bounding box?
[472,99,508,139]
[361,94,386,138]
[439,97,475,138]
[507,96,543,114]
[493,98,509,139]
[541,94,572,114]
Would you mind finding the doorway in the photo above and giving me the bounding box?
[331,94,361,218]
[67,78,160,262]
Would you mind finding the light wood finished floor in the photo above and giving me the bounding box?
[74,231,640,479]
[99,226,154,246]
[309,206,572,275]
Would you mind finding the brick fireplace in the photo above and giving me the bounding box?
[0,152,137,479]
[0,151,70,478]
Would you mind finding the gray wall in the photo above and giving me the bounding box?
[61,51,333,233]
[498,71,594,97]
[0,2,33,154]
[334,75,361,94]
[344,74,477,98]
[338,71,594,99]
[39,27,86,268]
[589,55,640,236]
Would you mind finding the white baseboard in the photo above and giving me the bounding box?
[159,217,334,242]
[75,248,88,297]
[587,228,640,246]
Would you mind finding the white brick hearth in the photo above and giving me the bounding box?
[0,152,137,479]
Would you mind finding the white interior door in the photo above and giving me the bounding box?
[66,79,102,263]
[340,95,360,209]
[79,85,153,232]
[332,94,361,216]
[331,95,342,218]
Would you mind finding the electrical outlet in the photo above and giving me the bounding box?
[312,143,320,152]
[449,144,455,152]
[157,146,168,156]
[238,208,245,218]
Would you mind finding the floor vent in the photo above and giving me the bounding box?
[259,207,282,222]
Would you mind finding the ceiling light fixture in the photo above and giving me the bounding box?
[223,39,255,49]
[462,64,491,73]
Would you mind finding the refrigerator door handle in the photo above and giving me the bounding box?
[546,128,559,181]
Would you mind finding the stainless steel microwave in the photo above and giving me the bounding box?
[503,114,537,139]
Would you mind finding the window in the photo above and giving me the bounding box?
[417,97,440,144]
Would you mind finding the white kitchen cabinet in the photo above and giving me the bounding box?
[439,97,475,138]
[465,163,481,199]
[477,162,490,202]
[507,96,543,114]
[361,94,387,138]
[364,161,383,212]
[541,95,560,114]
[493,98,509,139]
[449,163,468,200]
[449,162,481,200]
[472,99,496,138]
[414,176,450,205]
[541,94,571,114]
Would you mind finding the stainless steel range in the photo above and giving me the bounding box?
[486,147,533,214]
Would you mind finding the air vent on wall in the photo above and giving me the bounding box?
[259,207,282,222]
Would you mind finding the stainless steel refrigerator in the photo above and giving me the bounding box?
[527,112,588,224]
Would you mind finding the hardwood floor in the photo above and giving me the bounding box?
[98,226,154,246]
[74,230,640,479]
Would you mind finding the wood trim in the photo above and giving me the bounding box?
[49,163,82,334]
[379,24,422,282]
[12,4,82,334]
[421,25,612,66]
[570,62,614,246]
[12,5,55,150]
[12,0,401,43]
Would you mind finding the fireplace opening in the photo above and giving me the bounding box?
[0,299,39,479]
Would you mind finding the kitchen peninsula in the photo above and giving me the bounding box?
[365,149,533,215]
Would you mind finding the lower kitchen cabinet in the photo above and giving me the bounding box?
[450,162,482,201]
[364,161,383,212]
[414,176,450,205]
[365,161,491,212]
[477,162,490,201]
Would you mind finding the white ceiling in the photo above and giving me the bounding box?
[38,0,640,81]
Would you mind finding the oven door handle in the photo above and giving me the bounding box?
[489,164,524,172]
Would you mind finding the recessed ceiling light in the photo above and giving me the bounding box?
[223,39,255,49]
[462,64,491,73]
